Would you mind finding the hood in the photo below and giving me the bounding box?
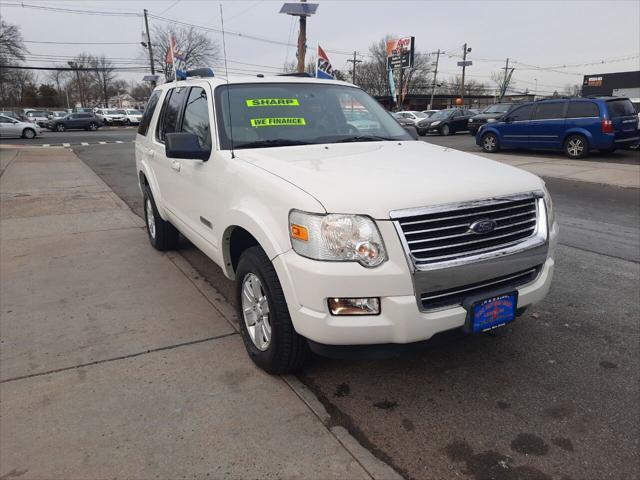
[239,141,544,219]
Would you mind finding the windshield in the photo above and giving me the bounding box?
[215,83,412,149]
[411,111,429,118]
[106,110,119,115]
[482,104,511,114]
[429,110,453,120]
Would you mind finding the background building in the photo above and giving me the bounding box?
[582,71,640,97]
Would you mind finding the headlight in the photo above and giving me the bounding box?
[431,121,441,126]
[468,118,473,123]
[543,185,555,228]
[289,211,387,267]
[487,118,497,123]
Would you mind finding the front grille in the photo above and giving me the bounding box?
[396,196,538,266]
[421,267,540,310]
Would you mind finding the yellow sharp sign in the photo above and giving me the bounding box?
[250,117,306,127]
[246,98,300,107]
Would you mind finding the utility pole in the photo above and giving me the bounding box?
[460,43,468,104]
[429,49,441,109]
[297,0,307,73]
[143,9,156,86]
[499,58,514,101]
[347,51,362,84]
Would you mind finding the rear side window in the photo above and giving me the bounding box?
[509,104,534,122]
[606,99,635,117]
[79,114,91,118]
[566,102,599,118]
[181,87,212,150]
[138,90,161,136]
[156,87,188,142]
[532,102,565,120]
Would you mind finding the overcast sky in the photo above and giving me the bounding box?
[3,0,639,95]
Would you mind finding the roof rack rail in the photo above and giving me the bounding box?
[278,72,313,77]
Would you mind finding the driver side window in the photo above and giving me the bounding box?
[181,87,212,150]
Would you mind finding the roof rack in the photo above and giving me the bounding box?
[278,72,313,77]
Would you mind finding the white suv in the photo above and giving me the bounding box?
[135,74,558,373]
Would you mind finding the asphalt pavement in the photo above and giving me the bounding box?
[0,126,137,147]
[72,135,639,480]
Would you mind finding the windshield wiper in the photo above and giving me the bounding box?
[234,138,313,149]
[332,135,395,143]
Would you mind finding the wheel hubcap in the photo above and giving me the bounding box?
[568,139,583,156]
[145,198,156,239]
[241,273,271,351]
[484,136,496,150]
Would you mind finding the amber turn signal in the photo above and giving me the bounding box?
[291,224,309,241]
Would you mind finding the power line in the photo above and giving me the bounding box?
[23,40,140,45]
[2,2,140,16]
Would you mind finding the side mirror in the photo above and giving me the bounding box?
[165,132,210,161]
[404,125,419,140]
[503,116,513,123]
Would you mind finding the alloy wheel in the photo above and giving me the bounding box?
[567,138,584,157]
[24,129,35,139]
[483,135,497,152]
[241,273,272,351]
[145,198,156,239]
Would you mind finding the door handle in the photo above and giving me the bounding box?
[171,160,181,172]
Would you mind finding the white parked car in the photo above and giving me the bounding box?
[95,108,125,125]
[24,110,50,128]
[135,74,558,373]
[121,108,143,125]
[0,114,42,138]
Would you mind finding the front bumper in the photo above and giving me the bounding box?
[274,220,558,346]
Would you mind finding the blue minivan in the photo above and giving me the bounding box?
[476,97,639,158]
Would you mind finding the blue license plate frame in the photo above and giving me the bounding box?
[466,292,518,334]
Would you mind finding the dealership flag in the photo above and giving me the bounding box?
[166,34,187,81]
[316,45,335,79]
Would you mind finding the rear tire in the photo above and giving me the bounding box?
[22,128,36,139]
[142,186,179,251]
[481,132,500,153]
[564,134,589,159]
[236,246,309,374]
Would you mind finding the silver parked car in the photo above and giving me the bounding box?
[0,114,42,139]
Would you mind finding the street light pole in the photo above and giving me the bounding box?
[460,43,470,105]
[143,9,156,87]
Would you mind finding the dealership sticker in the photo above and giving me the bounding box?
[246,98,300,107]
[250,117,306,127]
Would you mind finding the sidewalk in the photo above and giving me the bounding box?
[0,148,400,480]
[476,151,640,188]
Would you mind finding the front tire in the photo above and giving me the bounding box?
[125,119,131,126]
[481,132,500,153]
[142,186,179,251]
[55,124,65,132]
[22,128,36,139]
[564,134,589,159]
[88,122,98,131]
[236,246,309,374]
[441,124,451,136]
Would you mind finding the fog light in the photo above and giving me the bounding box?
[328,297,380,316]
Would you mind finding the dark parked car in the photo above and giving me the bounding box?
[48,113,102,132]
[468,103,515,135]
[476,97,639,158]
[417,108,475,136]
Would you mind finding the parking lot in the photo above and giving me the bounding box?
[2,127,636,479]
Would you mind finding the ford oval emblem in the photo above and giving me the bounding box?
[469,218,497,234]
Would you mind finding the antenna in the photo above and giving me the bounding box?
[220,3,235,159]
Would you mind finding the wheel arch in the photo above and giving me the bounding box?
[137,163,169,220]
[562,128,594,147]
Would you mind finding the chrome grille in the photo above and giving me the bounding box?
[395,195,539,266]
[421,267,540,310]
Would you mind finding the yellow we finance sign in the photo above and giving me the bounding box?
[250,117,306,127]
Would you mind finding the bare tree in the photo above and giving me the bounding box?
[443,75,488,96]
[89,55,116,107]
[0,20,28,106]
[562,83,582,97]
[491,70,515,100]
[146,25,219,80]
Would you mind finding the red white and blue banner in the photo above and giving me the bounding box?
[166,34,187,81]
[316,45,335,80]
